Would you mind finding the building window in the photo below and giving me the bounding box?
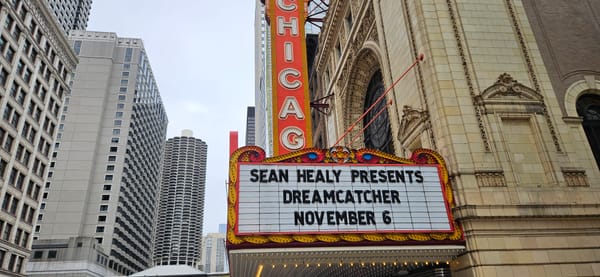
[111,137,119,143]
[96,226,104,233]
[73,40,82,54]
[108,156,116,162]
[99,205,108,212]
[104,175,113,181]
[2,223,12,240]
[124,48,133,62]
[577,94,600,169]
[98,215,106,222]
[109,146,117,152]
[101,195,110,201]
[103,185,112,191]
[32,251,43,259]
[363,70,394,154]
[47,250,57,259]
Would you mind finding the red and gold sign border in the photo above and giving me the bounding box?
[227,146,463,245]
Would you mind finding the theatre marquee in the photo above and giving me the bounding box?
[227,147,462,246]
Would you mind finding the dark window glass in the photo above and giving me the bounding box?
[363,70,394,154]
[577,94,600,169]
[47,250,57,259]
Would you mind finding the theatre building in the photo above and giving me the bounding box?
[307,0,600,276]
[230,0,600,276]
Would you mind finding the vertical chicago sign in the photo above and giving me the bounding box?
[268,0,313,155]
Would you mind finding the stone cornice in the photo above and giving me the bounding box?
[454,204,600,221]
[315,0,342,73]
[26,0,78,71]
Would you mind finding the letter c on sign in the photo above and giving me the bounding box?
[281,126,304,150]
[277,0,296,11]
[278,68,301,89]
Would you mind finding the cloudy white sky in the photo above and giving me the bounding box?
[87,1,256,233]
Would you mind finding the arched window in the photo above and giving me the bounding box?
[363,70,394,154]
[576,94,600,168]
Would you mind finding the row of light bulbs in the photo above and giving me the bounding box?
[266,260,451,269]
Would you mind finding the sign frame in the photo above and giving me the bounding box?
[227,146,463,246]
[267,0,313,155]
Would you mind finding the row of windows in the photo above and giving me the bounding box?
[0,248,24,274]
[31,249,57,259]
[0,218,29,247]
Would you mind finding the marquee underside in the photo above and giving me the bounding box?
[228,245,465,277]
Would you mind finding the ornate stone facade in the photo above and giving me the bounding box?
[312,0,600,275]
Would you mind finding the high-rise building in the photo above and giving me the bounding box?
[28,30,168,276]
[253,0,272,155]
[153,130,207,268]
[201,232,227,274]
[245,106,255,146]
[45,0,92,34]
[0,1,77,275]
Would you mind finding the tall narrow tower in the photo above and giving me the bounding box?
[153,130,207,268]
[30,31,168,276]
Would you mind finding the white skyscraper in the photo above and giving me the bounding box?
[153,131,207,268]
[28,31,168,276]
[254,0,272,155]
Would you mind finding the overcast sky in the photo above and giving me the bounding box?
[87,1,256,234]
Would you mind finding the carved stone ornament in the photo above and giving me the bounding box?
[475,73,544,114]
[397,106,429,143]
[480,73,543,101]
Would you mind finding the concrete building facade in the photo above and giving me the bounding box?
[308,0,600,276]
[0,0,77,275]
[29,30,168,276]
[153,131,207,268]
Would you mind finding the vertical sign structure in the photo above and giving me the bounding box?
[269,0,313,155]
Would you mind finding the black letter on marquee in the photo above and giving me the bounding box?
[283,190,292,203]
[294,211,304,225]
[250,169,259,182]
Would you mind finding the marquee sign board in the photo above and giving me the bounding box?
[237,164,451,234]
[227,147,463,246]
